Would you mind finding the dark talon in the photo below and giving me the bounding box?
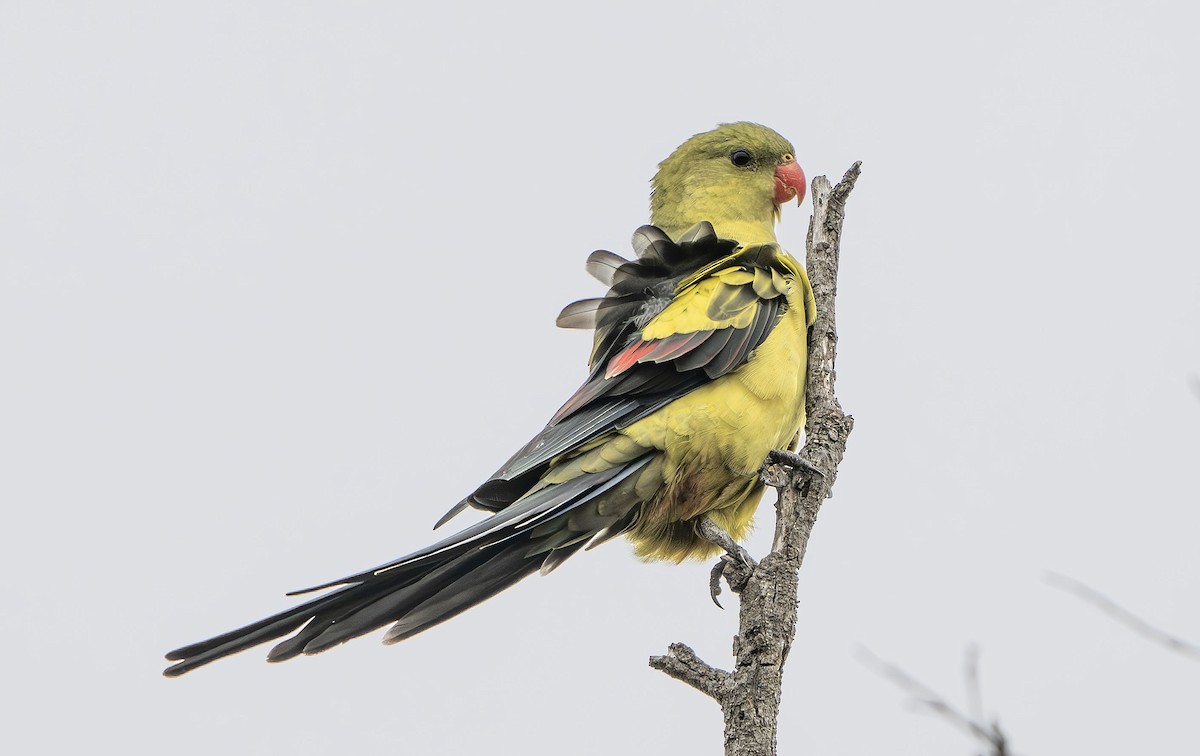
[699,516,757,604]
[709,561,726,608]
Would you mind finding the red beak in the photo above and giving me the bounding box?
[773,158,807,206]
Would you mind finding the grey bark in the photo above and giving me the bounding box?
[649,162,861,756]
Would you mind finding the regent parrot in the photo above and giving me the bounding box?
[163,122,813,677]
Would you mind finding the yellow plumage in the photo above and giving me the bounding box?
[533,123,815,561]
[549,241,814,562]
[625,271,813,560]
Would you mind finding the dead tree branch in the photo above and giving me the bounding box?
[650,162,861,756]
[648,643,733,701]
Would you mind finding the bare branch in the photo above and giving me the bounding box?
[1046,572,1200,662]
[648,643,732,702]
[859,647,1013,756]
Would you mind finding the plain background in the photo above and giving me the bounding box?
[2,1,1197,753]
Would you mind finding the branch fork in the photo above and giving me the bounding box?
[648,643,733,702]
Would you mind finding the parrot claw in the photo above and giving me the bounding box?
[764,449,824,479]
[698,516,757,606]
[709,561,726,608]
[709,553,755,607]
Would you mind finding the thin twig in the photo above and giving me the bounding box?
[964,644,984,727]
[1046,572,1200,662]
[859,647,1013,756]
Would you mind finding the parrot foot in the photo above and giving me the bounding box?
[763,449,824,481]
[698,516,757,608]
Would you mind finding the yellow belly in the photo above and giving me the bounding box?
[621,293,810,561]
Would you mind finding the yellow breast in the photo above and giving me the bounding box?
[620,266,812,560]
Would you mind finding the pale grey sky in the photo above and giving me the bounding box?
[2,1,1197,754]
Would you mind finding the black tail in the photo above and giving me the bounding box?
[163,456,651,677]
[164,531,560,677]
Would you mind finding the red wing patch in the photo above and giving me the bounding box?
[605,339,659,378]
[605,331,710,379]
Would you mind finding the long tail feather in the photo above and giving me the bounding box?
[164,536,544,677]
[164,455,654,676]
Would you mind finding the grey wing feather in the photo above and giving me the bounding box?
[585,250,630,285]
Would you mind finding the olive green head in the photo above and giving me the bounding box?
[650,122,804,244]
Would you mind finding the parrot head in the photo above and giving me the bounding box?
[650,122,805,245]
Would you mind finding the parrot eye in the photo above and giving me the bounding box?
[729,149,753,167]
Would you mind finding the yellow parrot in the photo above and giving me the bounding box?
[164,122,813,677]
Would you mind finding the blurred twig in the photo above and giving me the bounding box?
[859,647,1012,756]
[964,644,984,727]
[1045,572,1200,662]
